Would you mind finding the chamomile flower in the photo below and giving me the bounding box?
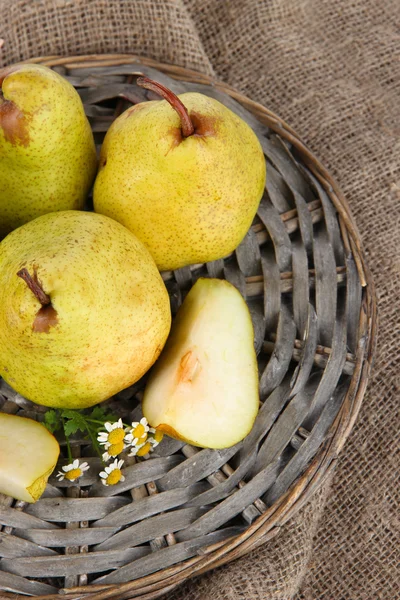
[56,459,89,482]
[149,429,164,448]
[97,419,125,447]
[129,440,153,457]
[102,440,126,462]
[125,417,152,447]
[99,459,125,486]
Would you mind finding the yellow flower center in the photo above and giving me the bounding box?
[137,433,148,445]
[107,441,125,456]
[106,469,123,485]
[65,468,82,481]
[132,423,145,438]
[107,428,125,444]
[154,430,164,443]
[137,442,152,457]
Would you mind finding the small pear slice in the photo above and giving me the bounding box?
[142,278,259,449]
[0,413,60,502]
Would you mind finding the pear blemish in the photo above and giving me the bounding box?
[0,68,31,147]
[17,267,59,333]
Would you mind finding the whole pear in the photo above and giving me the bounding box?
[0,211,171,409]
[0,64,97,238]
[94,78,266,271]
[142,278,259,449]
[0,413,60,503]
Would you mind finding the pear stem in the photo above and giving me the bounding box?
[137,76,194,137]
[17,268,51,306]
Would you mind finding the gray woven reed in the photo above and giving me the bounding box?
[0,55,377,600]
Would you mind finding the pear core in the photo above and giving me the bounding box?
[143,278,259,449]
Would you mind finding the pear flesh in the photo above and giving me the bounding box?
[0,63,97,239]
[142,278,259,449]
[0,413,60,503]
[0,211,171,409]
[94,82,266,271]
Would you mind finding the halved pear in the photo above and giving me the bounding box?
[0,413,60,502]
[142,278,259,449]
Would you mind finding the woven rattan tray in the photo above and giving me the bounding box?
[0,55,377,600]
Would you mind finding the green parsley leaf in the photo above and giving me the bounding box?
[61,409,87,436]
[43,409,61,434]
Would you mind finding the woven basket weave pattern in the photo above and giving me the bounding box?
[0,56,376,600]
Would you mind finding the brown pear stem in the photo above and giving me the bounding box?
[17,268,51,306]
[137,76,194,137]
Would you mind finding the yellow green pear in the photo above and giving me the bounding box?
[142,278,259,449]
[0,63,97,238]
[0,413,60,502]
[94,78,266,271]
[0,211,171,409]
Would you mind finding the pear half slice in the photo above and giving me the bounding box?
[0,413,60,502]
[143,278,259,449]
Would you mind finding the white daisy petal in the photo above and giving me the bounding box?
[120,475,125,482]
[101,479,108,486]
[105,422,113,432]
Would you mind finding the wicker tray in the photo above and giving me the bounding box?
[0,55,377,600]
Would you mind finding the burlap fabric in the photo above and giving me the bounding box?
[0,1,398,598]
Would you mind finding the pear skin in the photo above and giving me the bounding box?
[0,64,97,238]
[142,278,259,449]
[94,80,266,270]
[0,211,171,409]
[0,413,60,503]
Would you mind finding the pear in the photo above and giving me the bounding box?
[0,413,60,503]
[0,63,97,238]
[0,211,171,409]
[93,77,266,271]
[142,278,259,449]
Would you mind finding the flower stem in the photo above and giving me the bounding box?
[86,424,106,464]
[86,418,131,429]
[85,418,111,425]
[62,418,73,463]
